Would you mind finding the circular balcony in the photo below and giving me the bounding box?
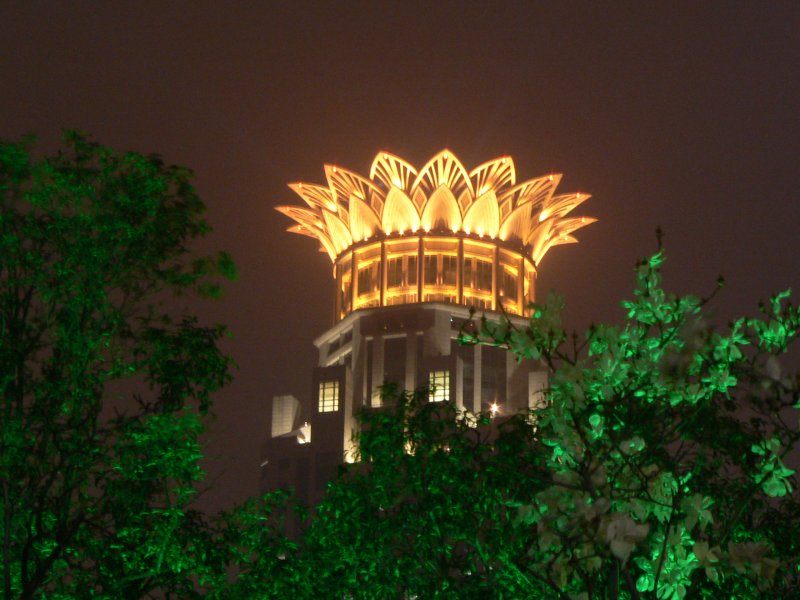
[333,231,535,320]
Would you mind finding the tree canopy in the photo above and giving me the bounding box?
[0,133,234,598]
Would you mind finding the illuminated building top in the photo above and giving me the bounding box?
[277,151,595,320]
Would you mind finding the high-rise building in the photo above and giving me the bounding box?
[261,150,595,505]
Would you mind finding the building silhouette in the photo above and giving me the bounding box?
[261,150,595,506]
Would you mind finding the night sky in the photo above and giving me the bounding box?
[2,2,798,513]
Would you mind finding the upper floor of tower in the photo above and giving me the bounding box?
[276,150,595,320]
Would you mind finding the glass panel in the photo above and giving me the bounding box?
[387,256,403,288]
[407,255,418,286]
[476,260,492,291]
[502,266,517,300]
[318,380,339,412]
[358,263,379,296]
[429,370,450,402]
[423,255,437,285]
[442,255,457,286]
[463,258,474,288]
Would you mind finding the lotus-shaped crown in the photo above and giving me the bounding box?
[277,150,595,265]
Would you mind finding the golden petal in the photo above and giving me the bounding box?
[275,205,320,229]
[369,152,418,191]
[541,193,592,221]
[325,165,383,207]
[470,156,516,195]
[421,185,462,232]
[322,210,353,255]
[286,224,319,240]
[498,202,532,243]
[411,150,473,201]
[288,182,336,212]
[382,187,420,234]
[349,195,381,242]
[500,174,561,212]
[462,191,500,238]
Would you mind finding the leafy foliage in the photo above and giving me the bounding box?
[461,247,800,598]
[0,133,234,598]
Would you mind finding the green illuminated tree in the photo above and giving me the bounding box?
[0,133,234,598]
[463,246,800,598]
[300,387,553,598]
[293,245,799,599]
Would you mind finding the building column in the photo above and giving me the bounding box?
[473,344,482,413]
[405,332,416,391]
[371,335,384,406]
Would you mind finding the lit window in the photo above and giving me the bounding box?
[318,380,339,412]
[357,262,379,296]
[386,254,417,289]
[501,267,517,300]
[423,255,437,285]
[407,255,418,285]
[442,255,457,286]
[387,257,403,287]
[423,254,458,287]
[429,370,450,402]
[476,260,492,291]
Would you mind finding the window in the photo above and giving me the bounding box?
[423,254,458,287]
[442,255,457,286]
[407,255,418,286]
[501,267,517,300]
[387,257,403,288]
[429,370,450,402]
[357,262,379,296]
[423,255,437,285]
[318,380,339,412]
[387,254,417,289]
[476,260,492,291]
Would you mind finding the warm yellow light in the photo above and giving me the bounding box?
[277,150,595,266]
[490,402,500,417]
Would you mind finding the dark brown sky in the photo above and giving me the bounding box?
[2,2,798,512]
